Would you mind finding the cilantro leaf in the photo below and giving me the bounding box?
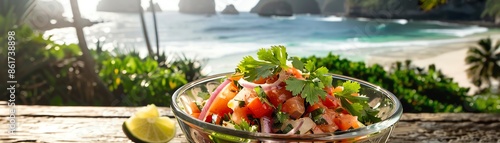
[314,67,332,87]
[336,80,381,124]
[301,82,326,104]
[234,120,258,132]
[237,46,289,81]
[304,60,315,72]
[254,86,274,107]
[291,57,304,71]
[285,78,306,96]
[340,80,361,95]
[275,104,289,124]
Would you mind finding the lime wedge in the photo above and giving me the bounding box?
[123,104,176,143]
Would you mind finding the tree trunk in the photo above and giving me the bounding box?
[138,0,154,58]
[150,0,160,60]
[70,0,113,105]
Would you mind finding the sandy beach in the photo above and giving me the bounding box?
[367,32,500,95]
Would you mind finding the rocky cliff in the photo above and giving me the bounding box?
[316,0,347,16]
[178,0,216,15]
[250,0,320,16]
[346,0,486,21]
[97,0,140,13]
[221,4,239,15]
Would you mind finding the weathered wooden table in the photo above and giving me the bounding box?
[1,104,499,143]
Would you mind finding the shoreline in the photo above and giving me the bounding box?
[366,31,500,94]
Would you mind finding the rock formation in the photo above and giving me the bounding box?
[97,0,140,13]
[221,4,239,15]
[286,0,321,14]
[346,0,486,21]
[316,0,347,16]
[178,0,216,15]
[251,0,321,15]
[250,0,293,16]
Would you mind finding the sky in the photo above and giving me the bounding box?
[55,0,259,17]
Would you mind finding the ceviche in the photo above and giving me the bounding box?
[187,46,381,135]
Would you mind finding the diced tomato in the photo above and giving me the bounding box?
[322,97,340,109]
[229,74,243,81]
[334,114,360,131]
[247,98,274,118]
[213,114,223,125]
[333,86,343,93]
[324,87,335,96]
[189,102,201,114]
[306,103,325,113]
[231,106,251,125]
[204,113,213,123]
[286,67,304,79]
[316,124,338,133]
[265,74,279,84]
[253,77,268,84]
[191,113,200,118]
[281,96,305,119]
[209,82,239,115]
[312,126,324,134]
[265,86,293,107]
[322,109,338,125]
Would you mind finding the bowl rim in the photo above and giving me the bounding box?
[171,72,403,140]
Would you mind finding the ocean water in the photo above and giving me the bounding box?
[44,11,488,74]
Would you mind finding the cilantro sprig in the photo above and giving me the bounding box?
[234,120,258,132]
[254,86,274,107]
[335,81,381,124]
[237,46,289,81]
[285,60,332,104]
[236,45,381,124]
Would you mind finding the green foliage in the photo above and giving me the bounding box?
[349,0,419,12]
[1,19,206,106]
[466,92,500,113]
[98,51,190,106]
[419,0,447,11]
[302,54,468,112]
[465,38,500,91]
[482,0,500,18]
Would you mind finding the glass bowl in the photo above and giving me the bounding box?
[172,72,403,143]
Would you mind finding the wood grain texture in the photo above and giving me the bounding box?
[1,105,499,143]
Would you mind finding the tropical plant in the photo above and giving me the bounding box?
[482,0,500,20]
[70,0,114,102]
[303,54,468,112]
[465,38,500,92]
[466,92,500,113]
[419,0,446,11]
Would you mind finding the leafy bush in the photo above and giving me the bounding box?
[302,53,469,112]
[98,51,193,106]
[466,92,500,113]
[1,23,206,106]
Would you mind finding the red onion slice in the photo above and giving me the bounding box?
[260,116,273,133]
[198,79,231,121]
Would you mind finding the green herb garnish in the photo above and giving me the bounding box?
[285,60,331,105]
[234,120,258,132]
[254,86,274,107]
[275,104,289,124]
[238,46,289,81]
[335,81,381,124]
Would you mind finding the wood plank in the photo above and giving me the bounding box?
[0,116,187,143]
[1,106,499,142]
[0,105,175,117]
[1,116,499,143]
